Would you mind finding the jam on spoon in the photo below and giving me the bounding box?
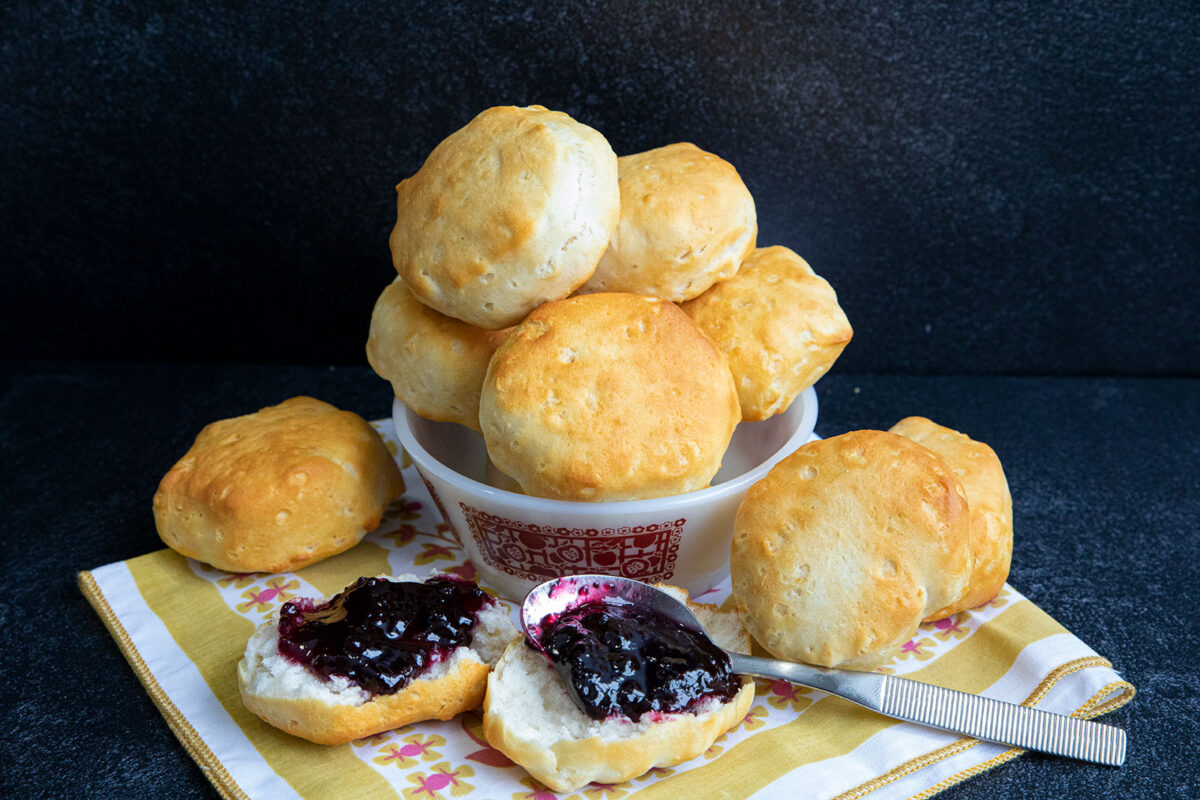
[277,575,493,695]
[529,589,739,722]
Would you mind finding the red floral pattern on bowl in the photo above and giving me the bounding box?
[459,505,683,582]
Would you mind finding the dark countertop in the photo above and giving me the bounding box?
[2,363,1196,798]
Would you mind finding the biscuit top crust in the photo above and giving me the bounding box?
[680,246,852,421]
[731,430,970,668]
[389,105,619,329]
[157,397,391,519]
[366,278,509,431]
[153,396,404,572]
[479,292,740,501]
[889,416,1013,616]
[580,142,757,302]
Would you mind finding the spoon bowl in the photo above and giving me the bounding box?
[521,575,1127,767]
[521,573,705,649]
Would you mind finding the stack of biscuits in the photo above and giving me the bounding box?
[368,102,1017,672]
[368,105,853,501]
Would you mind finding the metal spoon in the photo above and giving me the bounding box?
[522,574,1126,767]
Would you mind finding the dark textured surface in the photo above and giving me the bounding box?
[2,363,1197,798]
[2,2,1198,374]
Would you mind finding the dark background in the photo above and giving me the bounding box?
[3,1,1197,374]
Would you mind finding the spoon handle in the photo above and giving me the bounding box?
[727,653,1126,766]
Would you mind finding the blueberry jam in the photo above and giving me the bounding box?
[277,576,492,695]
[534,601,739,722]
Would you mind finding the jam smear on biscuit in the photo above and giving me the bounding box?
[278,576,491,695]
[534,601,739,721]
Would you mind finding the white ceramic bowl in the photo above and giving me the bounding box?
[392,388,818,601]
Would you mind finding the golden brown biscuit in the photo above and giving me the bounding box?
[889,416,1013,618]
[389,105,619,329]
[578,142,757,302]
[153,397,405,573]
[479,292,741,501]
[731,430,971,669]
[366,277,510,432]
[681,246,852,421]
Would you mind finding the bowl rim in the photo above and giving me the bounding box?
[391,386,818,514]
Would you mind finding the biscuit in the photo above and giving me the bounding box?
[238,574,517,744]
[389,105,619,329]
[479,292,741,501]
[681,246,852,420]
[889,416,1013,617]
[482,586,754,792]
[578,142,757,302]
[367,277,509,432]
[153,397,405,573]
[730,430,971,669]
